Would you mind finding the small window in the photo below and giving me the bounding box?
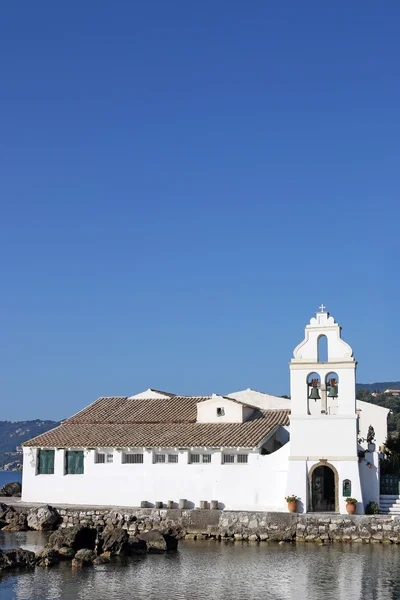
[343,479,352,497]
[38,449,55,475]
[65,450,84,475]
[154,453,166,464]
[189,453,211,464]
[123,453,143,464]
[154,453,178,464]
[216,407,225,417]
[222,453,248,465]
[222,454,235,464]
[106,453,114,464]
[96,452,105,464]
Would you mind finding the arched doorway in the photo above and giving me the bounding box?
[310,465,336,512]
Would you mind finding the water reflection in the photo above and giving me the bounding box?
[2,537,400,600]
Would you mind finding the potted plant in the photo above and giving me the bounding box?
[346,497,357,515]
[365,501,379,515]
[285,495,300,513]
[367,425,376,452]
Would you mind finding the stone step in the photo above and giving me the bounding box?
[380,495,400,500]
[379,496,400,504]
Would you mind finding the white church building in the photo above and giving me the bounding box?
[22,308,389,514]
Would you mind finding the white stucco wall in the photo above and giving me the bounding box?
[227,389,291,410]
[196,395,248,423]
[359,451,380,506]
[289,414,358,458]
[286,459,364,514]
[22,443,290,511]
[357,400,389,450]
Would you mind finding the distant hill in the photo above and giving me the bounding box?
[0,420,59,469]
[357,382,400,393]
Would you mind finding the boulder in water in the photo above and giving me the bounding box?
[100,527,130,555]
[72,548,96,567]
[136,530,178,553]
[27,505,60,531]
[35,548,60,568]
[48,525,97,552]
[0,503,27,531]
[58,546,76,560]
[0,548,36,571]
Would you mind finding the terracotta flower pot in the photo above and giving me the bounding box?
[346,502,356,515]
[288,501,297,513]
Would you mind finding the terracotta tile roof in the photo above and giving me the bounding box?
[23,396,290,449]
[66,396,210,424]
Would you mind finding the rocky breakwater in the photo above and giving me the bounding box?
[36,525,178,569]
[0,505,179,573]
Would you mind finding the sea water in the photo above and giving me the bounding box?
[1,533,400,600]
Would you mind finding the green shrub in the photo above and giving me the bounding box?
[365,501,380,515]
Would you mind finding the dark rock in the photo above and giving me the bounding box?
[36,548,60,568]
[0,503,27,531]
[27,505,60,531]
[0,503,9,520]
[2,524,25,532]
[0,482,22,497]
[71,558,83,569]
[58,546,75,560]
[74,549,96,565]
[128,536,147,555]
[0,548,36,571]
[137,530,178,553]
[101,527,130,555]
[48,525,96,552]
[93,553,111,565]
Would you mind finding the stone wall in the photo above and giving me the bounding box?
[57,507,400,543]
[5,503,400,543]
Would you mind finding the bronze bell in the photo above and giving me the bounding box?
[309,379,321,400]
[328,378,338,398]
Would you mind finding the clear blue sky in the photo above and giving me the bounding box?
[1,2,399,421]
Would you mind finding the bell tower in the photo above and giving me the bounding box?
[286,307,363,513]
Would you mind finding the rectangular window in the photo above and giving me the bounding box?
[38,449,55,475]
[123,453,143,464]
[65,450,84,475]
[106,453,114,463]
[154,453,166,464]
[222,454,235,464]
[222,453,248,464]
[96,452,105,464]
[189,453,212,464]
[154,453,178,464]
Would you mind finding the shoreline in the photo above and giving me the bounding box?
[1,500,400,544]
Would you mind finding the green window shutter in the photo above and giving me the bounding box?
[38,450,55,474]
[38,450,45,474]
[76,451,84,474]
[66,450,84,474]
[48,450,55,474]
